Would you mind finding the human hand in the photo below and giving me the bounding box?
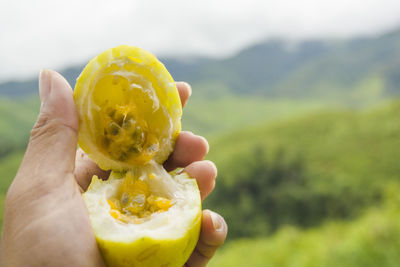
[0,70,227,267]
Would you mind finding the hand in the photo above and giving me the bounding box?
[0,70,227,267]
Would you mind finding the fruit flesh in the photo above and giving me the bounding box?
[107,171,173,224]
[90,61,171,165]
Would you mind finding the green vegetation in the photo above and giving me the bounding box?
[0,151,24,194]
[206,101,400,239]
[209,186,400,267]
[0,97,38,227]
[0,97,38,157]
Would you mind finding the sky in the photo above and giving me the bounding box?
[1,0,400,82]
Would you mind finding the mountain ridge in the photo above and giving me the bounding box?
[1,28,400,99]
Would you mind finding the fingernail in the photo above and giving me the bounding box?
[39,69,51,103]
[209,211,224,232]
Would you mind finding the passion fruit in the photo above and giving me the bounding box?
[74,45,202,267]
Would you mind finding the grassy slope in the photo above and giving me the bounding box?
[182,94,328,138]
[204,100,400,238]
[208,99,400,184]
[182,69,387,139]
[0,151,24,194]
[0,96,39,153]
[0,97,38,227]
[209,187,400,267]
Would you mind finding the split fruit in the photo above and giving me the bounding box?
[74,45,202,267]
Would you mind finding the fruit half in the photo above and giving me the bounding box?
[84,167,201,267]
[74,46,202,267]
[74,45,182,171]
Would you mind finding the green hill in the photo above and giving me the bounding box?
[163,29,400,100]
[205,100,400,238]
[0,97,38,157]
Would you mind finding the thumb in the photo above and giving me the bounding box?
[17,70,78,187]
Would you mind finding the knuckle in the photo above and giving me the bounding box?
[198,242,218,259]
[30,112,54,139]
[30,111,75,142]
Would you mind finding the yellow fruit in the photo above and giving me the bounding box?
[74,45,202,267]
[74,45,182,171]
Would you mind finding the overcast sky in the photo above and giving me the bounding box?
[1,0,400,82]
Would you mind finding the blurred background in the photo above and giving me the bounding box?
[2,0,400,266]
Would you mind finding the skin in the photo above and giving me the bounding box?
[0,70,227,267]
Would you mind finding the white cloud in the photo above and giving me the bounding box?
[1,0,400,81]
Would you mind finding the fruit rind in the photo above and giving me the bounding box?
[96,223,201,267]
